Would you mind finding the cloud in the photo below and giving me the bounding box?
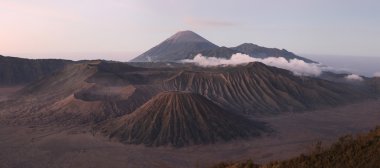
[182,53,322,76]
[345,74,364,81]
[374,72,380,77]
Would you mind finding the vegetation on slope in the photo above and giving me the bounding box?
[211,126,380,168]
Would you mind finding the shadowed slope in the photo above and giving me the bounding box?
[0,55,71,86]
[106,91,266,147]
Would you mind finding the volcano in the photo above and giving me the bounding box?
[106,91,265,147]
[130,30,218,62]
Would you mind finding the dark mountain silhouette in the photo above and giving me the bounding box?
[0,55,71,86]
[231,43,315,63]
[105,91,265,147]
[130,30,218,62]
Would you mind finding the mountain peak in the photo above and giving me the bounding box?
[167,30,211,43]
[237,43,259,48]
[130,30,218,62]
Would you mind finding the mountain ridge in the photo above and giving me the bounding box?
[0,55,72,86]
[130,31,315,63]
[232,43,315,63]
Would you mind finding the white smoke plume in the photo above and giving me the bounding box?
[182,53,322,76]
[374,72,380,77]
[345,74,364,81]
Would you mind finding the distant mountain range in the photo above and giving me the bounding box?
[130,30,315,63]
[0,30,316,87]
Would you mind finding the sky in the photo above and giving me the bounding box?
[1,0,380,61]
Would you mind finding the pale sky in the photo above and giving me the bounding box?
[1,0,379,61]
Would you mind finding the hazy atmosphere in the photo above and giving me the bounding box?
[1,0,380,62]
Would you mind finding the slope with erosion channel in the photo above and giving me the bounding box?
[0,61,164,125]
[163,62,373,114]
[103,91,267,147]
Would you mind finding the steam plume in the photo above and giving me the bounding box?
[345,74,364,81]
[182,53,322,76]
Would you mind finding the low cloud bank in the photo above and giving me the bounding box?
[345,74,364,81]
[182,53,322,76]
